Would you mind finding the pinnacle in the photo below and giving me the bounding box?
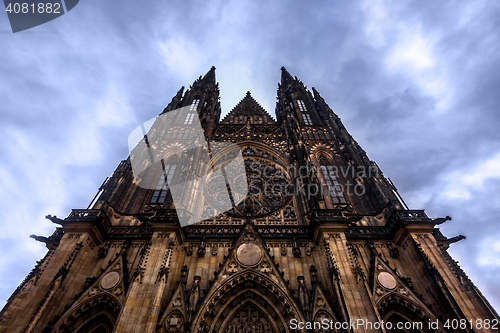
[281,66,295,85]
[200,66,216,84]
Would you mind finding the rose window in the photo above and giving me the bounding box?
[204,155,292,217]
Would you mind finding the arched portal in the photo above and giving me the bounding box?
[50,294,121,333]
[221,298,279,333]
[191,270,306,333]
[74,312,115,333]
[377,294,439,333]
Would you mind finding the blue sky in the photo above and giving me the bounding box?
[1,0,499,312]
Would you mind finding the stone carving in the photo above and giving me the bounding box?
[387,241,399,258]
[180,265,189,286]
[100,271,120,290]
[259,261,271,273]
[292,238,301,258]
[224,305,273,333]
[304,243,312,256]
[98,241,110,258]
[378,272,397,290]
[227,261,239,274]
[236,243,262,267]
[309,265,317,286]
[197,238,206,257]
[188,276,201,321]
[280,244,287,256]
[297,276,310,318]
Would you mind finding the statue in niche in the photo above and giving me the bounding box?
[297,275,310,317]
[188,276,201,322]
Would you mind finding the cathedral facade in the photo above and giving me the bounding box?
[1,67,498,333]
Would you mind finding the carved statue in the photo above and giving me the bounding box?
[45,214,64,225]
[292,238,301,257]
[189,276,201,314]
[29,234,50,244]
[197,238,206,257]
[432,216,452,225]
[387,241,400,259]
[297,276,310,317]
[180,265,189,286]
[97,241,110,258]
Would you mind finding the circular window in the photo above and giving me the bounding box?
[205,155,292,217]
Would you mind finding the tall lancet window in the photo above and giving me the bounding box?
[150,156,178,204]
[190,98,200,111]
[184,98,200,125]
[297,99,312,125]
[319,155,347,204]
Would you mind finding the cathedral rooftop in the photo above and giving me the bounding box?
[220,91,276,124]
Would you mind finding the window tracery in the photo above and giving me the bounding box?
[297,99,312,125]
[224,304,273,333]
[204,147,292,218]
[150,156,179,204]
[318,155,347,204]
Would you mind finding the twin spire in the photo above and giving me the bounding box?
[187,66,324,123]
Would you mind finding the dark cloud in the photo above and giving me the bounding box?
[1,0,499,313]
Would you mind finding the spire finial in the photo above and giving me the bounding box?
[200,66,216,84]
[280,66,294,85]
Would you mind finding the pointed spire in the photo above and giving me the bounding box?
[281,66,294,86]
[201,66,216,84]
[161,86,184,114]
[312,87,321,100]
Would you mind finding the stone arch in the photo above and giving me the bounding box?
[73,312,115,333]
[377,293,439,333]
[311,148,350,209]
[384,311,421,333]
[191,270,306,333]
[218,297,281,333]
[312,309,337,333]
[312,147,335,163]
[50,294,121,333]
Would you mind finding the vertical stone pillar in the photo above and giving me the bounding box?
[325,229,384,333]
[115,233,170,333]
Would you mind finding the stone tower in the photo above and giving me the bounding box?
[1,67,498,333]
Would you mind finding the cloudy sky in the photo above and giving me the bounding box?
[1,0,499,312]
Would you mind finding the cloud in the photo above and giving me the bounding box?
[440,153,500,201]
[158,38,204,82]
[1,0,500,314]
[478,237,500,267]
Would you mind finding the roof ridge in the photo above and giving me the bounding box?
[220,92,276,123]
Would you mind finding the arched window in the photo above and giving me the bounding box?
[150,156,179,204]
[318,155,347,204]
[297,99,312,125]
[184,98,200,125]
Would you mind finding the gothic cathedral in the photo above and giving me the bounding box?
[1,67,498,333]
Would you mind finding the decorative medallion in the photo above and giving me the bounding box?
[100,271,120,290]
[377,272,397,290]
[236,243,262,266]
